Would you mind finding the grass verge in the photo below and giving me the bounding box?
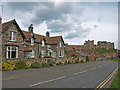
[109,68,120,89]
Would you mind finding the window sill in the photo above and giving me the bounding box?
[9,40,17,42]
[59,56,64,57]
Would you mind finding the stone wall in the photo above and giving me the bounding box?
[97,41,114,49]
[2,23,24,60]
[24,41,40,58]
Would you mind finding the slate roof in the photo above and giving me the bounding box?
[0,19,14,32]
[48,48,56,52]
[22,30,62,45]
[1,19,64,45]
[24,47,32,52]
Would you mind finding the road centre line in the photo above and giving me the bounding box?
[99,68,118,89]
[95,68,118,89]
[74,62,111,75]
[2,61,104,81]
[90,68,96,70]
[29,76,66,87]
[74,70,87,75]
[29,61,111,87]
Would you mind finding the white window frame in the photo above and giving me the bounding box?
[47,45,50,49]
[42,40,44,47]
[60,41,62,48]
[31,38,34,46]
[31,50,35,58]
[41,50,45,57]
[10,31,16,41]
[6,46,18,59]
[59,50,64,57]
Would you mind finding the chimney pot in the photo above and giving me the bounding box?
[46,31,50,37]
[29,24,33,34]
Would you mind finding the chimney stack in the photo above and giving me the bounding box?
[29,24,33,35]
[46,31,50,37]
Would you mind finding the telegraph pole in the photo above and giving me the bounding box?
[0,2,2,90]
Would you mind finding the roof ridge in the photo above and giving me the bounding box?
[22,30,45,37]
[2,19,15,24]
[50,36,61,38]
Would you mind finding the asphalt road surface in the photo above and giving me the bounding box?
[2,61,118,88]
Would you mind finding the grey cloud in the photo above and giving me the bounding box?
[3,2,93,39]
[3,2,38,11]
[31,2,74,24]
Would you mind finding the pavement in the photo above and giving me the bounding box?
[2,61,118,88]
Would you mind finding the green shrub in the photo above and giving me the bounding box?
[48,59,55,66]
[42,62,49,67]
[59,62,62,65]
[30,62,42,68]
[80,60,84,63]
[15,60,29,69]
[56,62,60,65]
[68,61,72,64]
[44,56,52,58]
[72,54,77,59]
[75,59,79,63]
[39,53,42,58]
[64,61,68,65]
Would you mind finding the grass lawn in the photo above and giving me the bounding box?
[110,60,120,62]
[109,68,120,89]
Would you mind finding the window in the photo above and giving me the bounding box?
[42,40,44,47]
[47,45,50,49]
[31,38,34,46]
[59,50,64,57]
[60,41,62,47]
[10,31,16,41]
[24,50,34,58]
[41,50,45,57]
[31,50,34,58]
[6,46,18,59]
[48,51,52,56]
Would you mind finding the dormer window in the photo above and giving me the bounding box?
[10,31,16,41]
[31,38,34,46]
[60,41,62,47]
[42,40,44,47]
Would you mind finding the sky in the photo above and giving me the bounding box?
[0,1,118,49]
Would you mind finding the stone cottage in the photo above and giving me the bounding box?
[0,19,65,60]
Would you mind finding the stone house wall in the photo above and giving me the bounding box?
[24,41,40,58]
[2,23,24,60]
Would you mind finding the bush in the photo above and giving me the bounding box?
[42,62,49,67]
[2,60,15,71]
[44,56,52,58]
[48,59,55,66]
[68,61,72,64]
[80,60,84,63]
[39,52,42,58]
[56,62,60,65]
[72,54,77,59]
[64,61,68,65]
[60,61,64,65]
[59,62,62,65]
[15,60,29,70]
[30,62,42,68]
[75,59,79,63]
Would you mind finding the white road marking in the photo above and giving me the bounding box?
[90,68,96,70]
[29,76,66,87]
[74,70,87,75]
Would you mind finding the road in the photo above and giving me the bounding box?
[2,61,118,88]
